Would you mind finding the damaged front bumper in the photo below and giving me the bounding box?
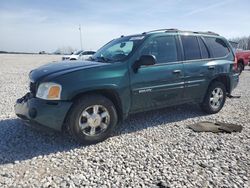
[15,93,72,131]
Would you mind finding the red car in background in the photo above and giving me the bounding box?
[230,41,250,74]
[236,50,250,73]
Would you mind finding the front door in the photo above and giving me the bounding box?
[130,35,185,112]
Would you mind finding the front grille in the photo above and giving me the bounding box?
[29,82,36,95]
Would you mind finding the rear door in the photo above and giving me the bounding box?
[130,35,185,112]
[181,35,213,101]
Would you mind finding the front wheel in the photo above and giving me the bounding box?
[200,81,226,114]
[67,95,118,144]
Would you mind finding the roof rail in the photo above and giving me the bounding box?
[142,28,220,36]
[195,31,220,36]
[142,28,179,34]
[174,30,220,36]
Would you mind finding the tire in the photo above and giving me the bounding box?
[66,95,118,144]
[237,62,244,74]
[200,81,226,114]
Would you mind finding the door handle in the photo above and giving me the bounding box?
[173,70,181,74]
[208,65,215,70]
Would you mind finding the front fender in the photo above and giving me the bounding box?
[50,63,131,119]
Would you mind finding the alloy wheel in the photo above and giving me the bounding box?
[78,105,110,136]
[209,87,224,110]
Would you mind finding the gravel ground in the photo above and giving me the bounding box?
[0,54,249,187]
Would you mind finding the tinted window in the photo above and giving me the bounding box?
[204,37,230,58]
[181,36,201,60]
[93,36,143,62]
[198,37,209,59]
[140,36,178,63]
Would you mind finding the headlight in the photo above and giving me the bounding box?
[36,82,62,100]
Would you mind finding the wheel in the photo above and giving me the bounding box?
[237,62,244,74]
[200,81,226,114]
[67,95,118,144]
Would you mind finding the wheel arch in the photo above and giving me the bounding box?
[62,89,124,131]
[209,75,230,94]
[237,58,245,69]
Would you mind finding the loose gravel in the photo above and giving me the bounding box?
[0,54,249,187]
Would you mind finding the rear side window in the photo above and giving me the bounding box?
[181,36,201,60]
[204,37,230,58]
[140,36,178,63]
[198,37,209,59]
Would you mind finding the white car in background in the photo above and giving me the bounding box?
[62,50,96,61]
[61,54,73,61]
[75,51,96,60]
[62,50,83,61]
[68,50,83,60]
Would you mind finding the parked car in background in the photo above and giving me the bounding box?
[62,50,96,61]
[62,50,83,61]
[62,53,74,61]
[77,51,96,60]
[68,50,84,60]
[229,41,250,74]
[39,51,46,54]
[235,50,250,73]
[15,29,239,144]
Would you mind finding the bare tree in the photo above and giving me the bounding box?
[229,36,250,50]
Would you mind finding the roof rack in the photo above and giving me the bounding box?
[142,28,179,34]
[142,29,219,36]
[195,31,220,36]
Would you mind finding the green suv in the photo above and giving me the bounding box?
[15,29,239,144]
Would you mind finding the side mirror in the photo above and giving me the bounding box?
[133,55,156,73]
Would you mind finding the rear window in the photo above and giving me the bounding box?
[181,36,201,60]
[204,37,230,58]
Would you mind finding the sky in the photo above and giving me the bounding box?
[0,0,250,53]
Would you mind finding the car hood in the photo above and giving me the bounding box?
[29,60,108,82]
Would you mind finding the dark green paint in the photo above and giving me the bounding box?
[15,31,239,131]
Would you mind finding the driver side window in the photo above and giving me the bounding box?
[139,36,178,64]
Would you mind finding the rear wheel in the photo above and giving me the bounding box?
[200,81,226,114]
[237,62,244,74]
[67,95,118,144]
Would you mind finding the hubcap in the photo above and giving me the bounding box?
[210,87,224,109]
[79,105,110,136]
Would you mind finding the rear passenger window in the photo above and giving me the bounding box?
[198,37,209,59]
[140,36,178,63]
[204,37,230,58]
[181,36,201,60]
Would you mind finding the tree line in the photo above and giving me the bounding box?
[229,36,250,50]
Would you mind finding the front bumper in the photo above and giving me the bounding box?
[15,93,72,131]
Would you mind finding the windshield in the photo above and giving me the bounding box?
[74,50,83,55]
[91,36,145,63]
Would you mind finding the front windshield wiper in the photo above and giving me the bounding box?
[95,56,113,63]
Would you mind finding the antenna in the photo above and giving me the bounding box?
[79,24,83,50]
